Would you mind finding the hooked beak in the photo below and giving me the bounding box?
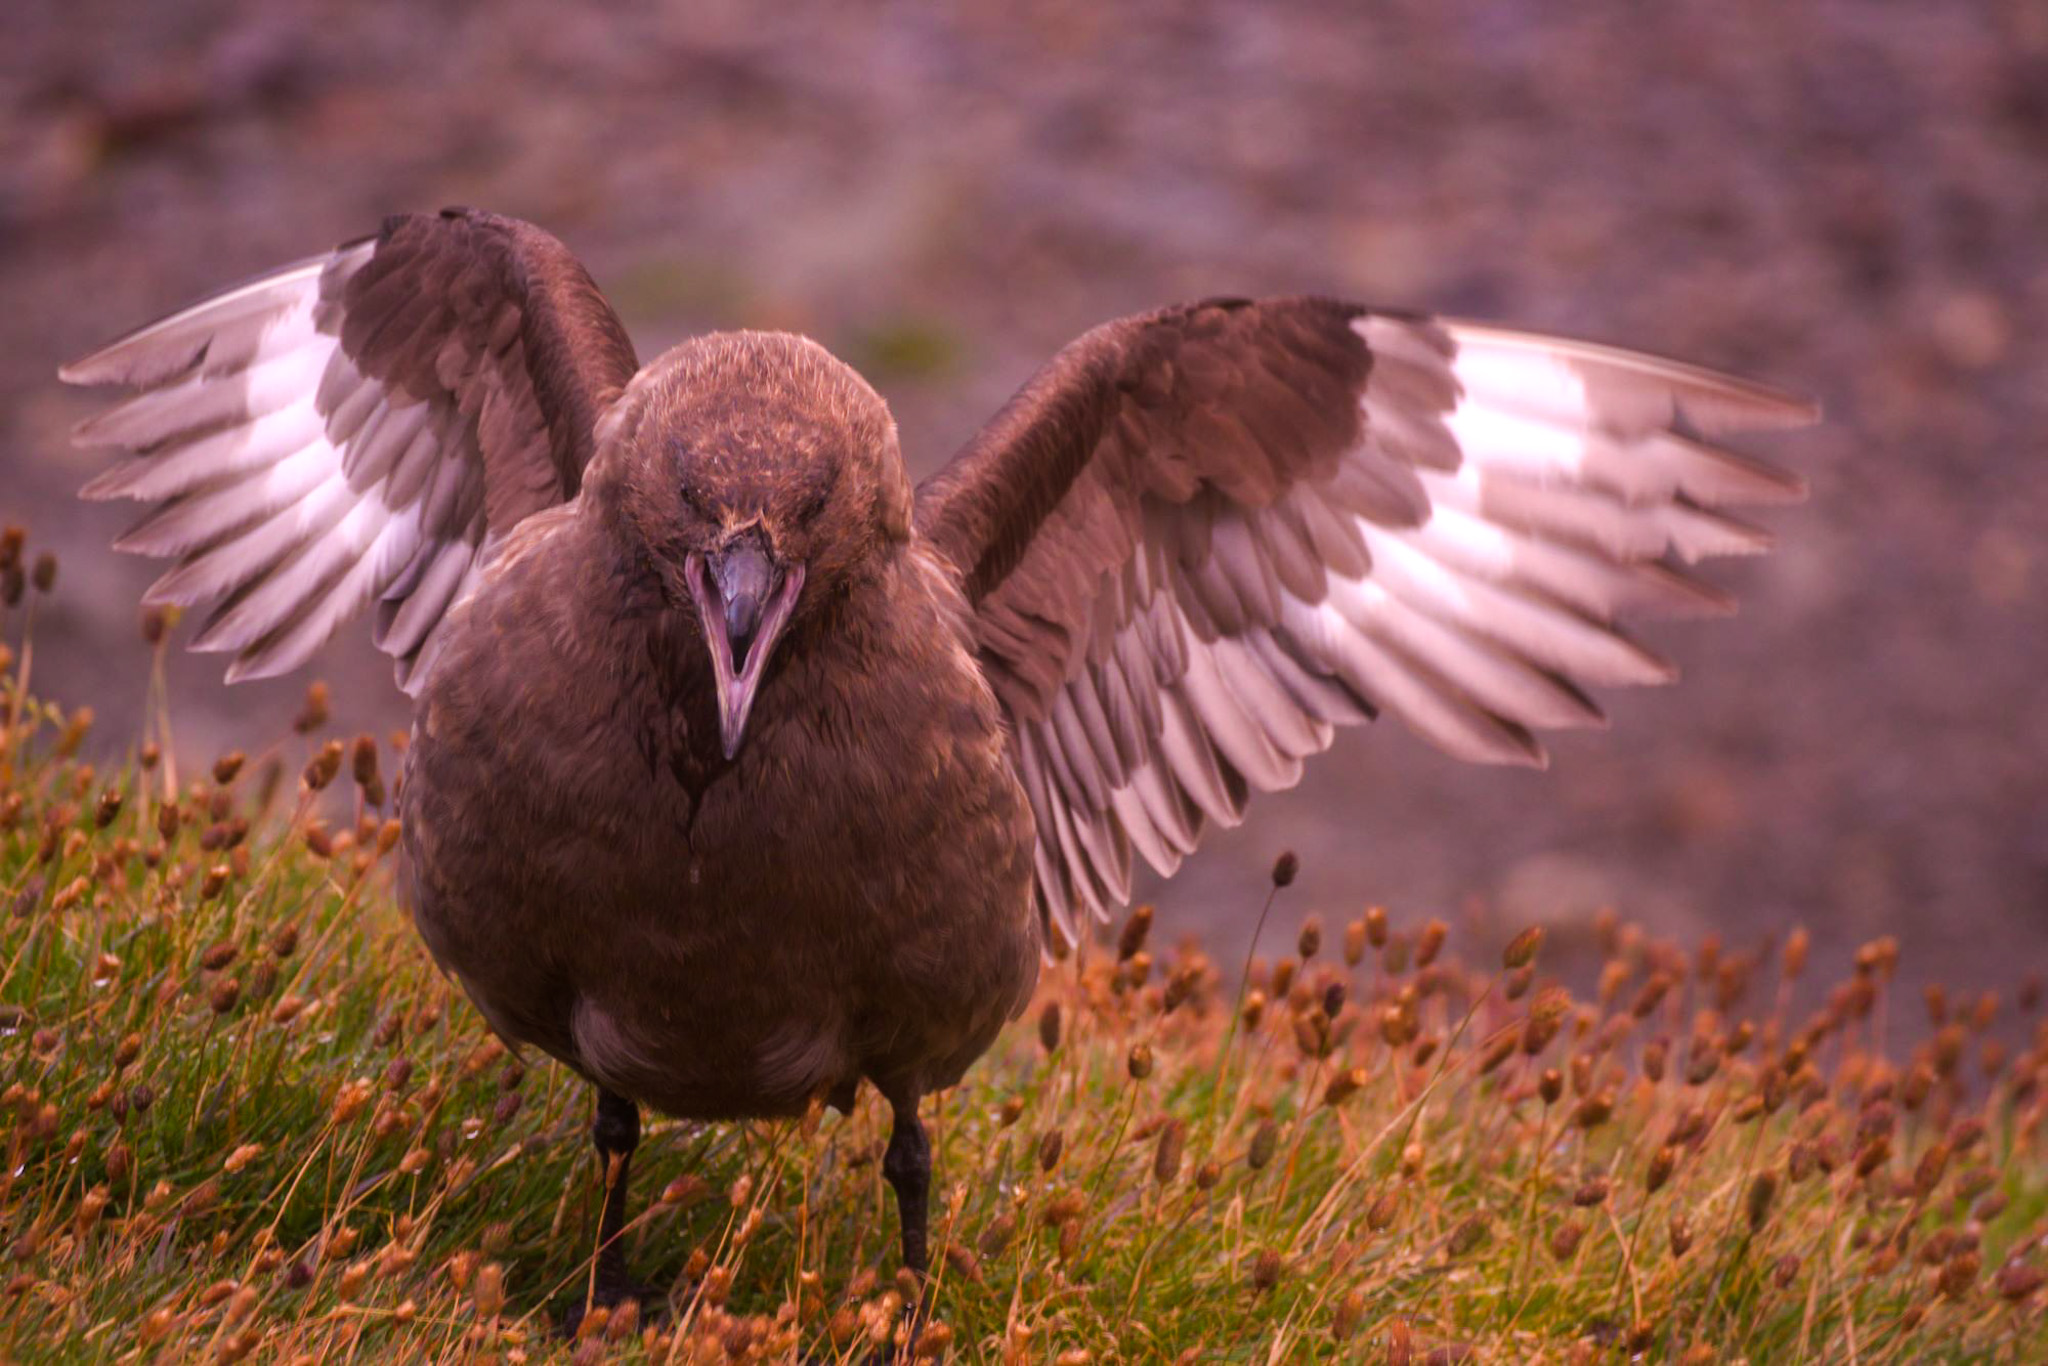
[684,538,805,760]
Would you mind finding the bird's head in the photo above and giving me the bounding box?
[590,331,912,758]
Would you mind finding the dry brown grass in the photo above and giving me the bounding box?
[3,527,2046,1362]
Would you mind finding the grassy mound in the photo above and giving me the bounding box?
[2,563,2046,1361]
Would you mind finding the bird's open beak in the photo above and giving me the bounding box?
[684,538,805,760]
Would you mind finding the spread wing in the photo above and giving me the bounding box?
[916,298,1817,947]
[61,207,639,692]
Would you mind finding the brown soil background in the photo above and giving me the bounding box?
[4,1,2044,999]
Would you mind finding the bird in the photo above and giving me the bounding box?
[61,206,1815,1316]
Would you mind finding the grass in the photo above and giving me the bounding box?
[3,533,2047,1363]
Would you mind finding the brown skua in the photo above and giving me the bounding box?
[61,206,1815,1315]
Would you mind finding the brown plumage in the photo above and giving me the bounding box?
[61,208,1816,1314]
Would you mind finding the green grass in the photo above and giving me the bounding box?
[3,569,2047,1362]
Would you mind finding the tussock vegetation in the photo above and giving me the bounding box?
[3,528,2047,1363]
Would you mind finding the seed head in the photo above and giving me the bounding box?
[1122,956,1158,1004]
[1292,1008,1332,1059]
[351,735,380,788]
[1040,1190,1086,1229]
[303,741,344,792]
[1241,990,1267,1029]
[1037,1001,1061,1053]
[1343,918,1368,966]
[1597,958,1631,1007]
[1477,1031,1516,1075]
[1632,973,1675,1019]
[1415,919,1447,968]
[1249,1247,1282,1291]
[1782,927,1810,981]
[1996,1261,2045,1303]
[1379,1002,1417,1048]
[1117,904,1153,962]
[1332,1285,1365,1342]
[978,1211,1016,1259]
[31,552,57,594]
[1381,933,1410,975]
[1572,1091,1615,1131]
[1289,913,1323,963]
[1549,1219,1586,1262]
[1745,1171,1778,1231]
[1367,1190,1399,1232]
[1322,1067,1366,1108]
[1522,988,1571,1055]
[1669,1213,1694,1258]
[1503,925,1544,971]
[1646,1145,1676,1193]
[1247,1119,1279,1170]
[1938,1248,1982,1298]
[1152,1119,1184,1185]
[1855,935,1900,980]
[1913,1141,1950,1198]
[1932,1023,1967,1076]
[1270,851,1299,888]
[1037,1129,1063,1173]
[1445,1215,1490,1258]
[293,682,331,734]
[57,709,94,756]
[1127,1042,1154,1080]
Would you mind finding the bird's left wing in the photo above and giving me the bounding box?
[61,208,639,692]
[915,298,1816,949]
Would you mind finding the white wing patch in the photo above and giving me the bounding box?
[1024,315,1814,946]
[66,243,490,691]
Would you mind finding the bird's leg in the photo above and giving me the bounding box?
[881,1091,933,1353]
[584,1089,657,1316]
[882,1095,931,1277]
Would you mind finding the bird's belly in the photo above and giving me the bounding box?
[403,692,1040,1120]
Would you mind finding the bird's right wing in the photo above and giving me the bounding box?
[917,298,1817,948]
[62,207,640,692]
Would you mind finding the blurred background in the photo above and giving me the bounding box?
[3,1,2044,1002]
